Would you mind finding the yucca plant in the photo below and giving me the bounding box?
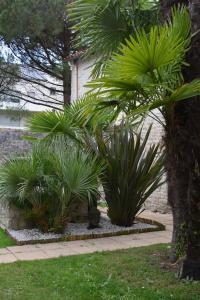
[0,142,103,232]
[95,123,164,227]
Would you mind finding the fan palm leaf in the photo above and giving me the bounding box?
[87,6,191,92]
[27,95,120,144]
[68,0,159,77]
[84,7,196,121]
[0,142,103,231]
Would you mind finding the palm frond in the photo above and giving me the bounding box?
[0,142,103,231]
[27,94,120,144]
[27,110,79,141]
[87,6,191,94]
[169,80,200,102]
[68,0,159,77]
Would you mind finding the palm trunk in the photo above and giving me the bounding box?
[161,0,200,279]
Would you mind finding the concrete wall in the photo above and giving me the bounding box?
[71,58,170,213]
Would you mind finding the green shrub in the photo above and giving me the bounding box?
[0,142,102,232]
[96,123,164,227]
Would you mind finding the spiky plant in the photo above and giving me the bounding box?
[95,123,164,226]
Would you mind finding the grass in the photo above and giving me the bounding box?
[0,244,199,299]
[0,228,15,248]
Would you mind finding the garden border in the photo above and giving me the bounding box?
[2,216,165,246]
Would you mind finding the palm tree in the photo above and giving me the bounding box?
[29,1,200,278]
[69,4,200,279]
[68,0,159,77]
[160,0,200,280]
[0,142,103,232]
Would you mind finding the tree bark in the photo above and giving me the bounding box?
[63,23,71,106]
[63,67,71,106]
[161,0,200,279]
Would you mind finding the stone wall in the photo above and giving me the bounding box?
[71,58,170,213]
[0,128,31,161]
[141,114,170,213]
[0,129,32,228]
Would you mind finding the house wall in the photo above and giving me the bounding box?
[71,59,170,213]
[0,67,63,129]
[71,59,95,102]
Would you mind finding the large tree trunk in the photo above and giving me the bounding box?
[63,23,71,106]
[161,0,200,279]
[63,66,71,106]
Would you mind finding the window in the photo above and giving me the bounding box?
[10,97,20,103]
[27,91,36,98]
[50,88,56,95]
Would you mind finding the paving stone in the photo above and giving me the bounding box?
[0,248,10,255]
[36,242,66,251]
[44,248,78,258]
[62,241,98,254]
[0,254,17,263]
[8,244,41,254]
[85,237,127,251]
[0,211,173,263]
[14,251,47,261]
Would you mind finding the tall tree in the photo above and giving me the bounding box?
[0,0,73,106]
[69,0,200,280]
[160,0,200,280]
[0,55,18,99]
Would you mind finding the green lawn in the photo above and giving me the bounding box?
[0,244,199,300]
[0,228,15,248]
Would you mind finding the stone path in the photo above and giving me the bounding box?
[0,211,172,264]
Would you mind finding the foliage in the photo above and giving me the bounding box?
[27,99,164,227]
[29,94,119,130]
[68,2,200,277]
[0,0,72,105]
[0,57,19,98]
[68,0,159,77]
[0,142,102,232]
[95,123,164,226]
[27,95,120,147]
[85,7,199,124]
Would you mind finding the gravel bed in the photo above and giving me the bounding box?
[6,215,158,244]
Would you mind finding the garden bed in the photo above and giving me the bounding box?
[4,214,165,245]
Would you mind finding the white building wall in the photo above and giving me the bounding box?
[71,59,170,213]
[0,71,63,128]
[71,59,95,102]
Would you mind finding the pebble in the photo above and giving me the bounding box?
[7,215,157,243]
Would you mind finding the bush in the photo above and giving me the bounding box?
[0,142,102,232]
[96,123,164,227]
